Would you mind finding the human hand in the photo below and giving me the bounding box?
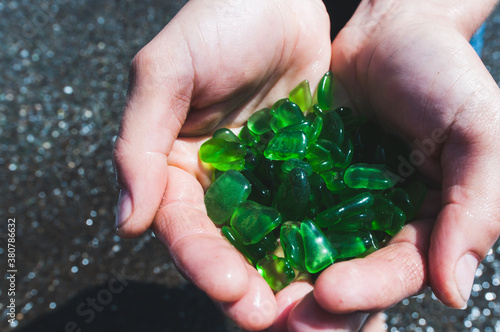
[307,0,500,321]
[113,0,335,329]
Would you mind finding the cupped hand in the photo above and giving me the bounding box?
[310,0,500,320]
[113,0,333,329]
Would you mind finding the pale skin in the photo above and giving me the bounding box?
[113,0,500,331]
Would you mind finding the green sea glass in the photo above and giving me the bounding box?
[270,101,305,132]
[316,71,334,111]
[289,80,312,112]
[344,163,399,190]
[301,219,337,273]
[256,254,295,292]
[264,130,308,161]
[325,229,379,259]
[280,222,306,271]
[315,192,374,227]
[248,108,273,135]
[230,200,282,244]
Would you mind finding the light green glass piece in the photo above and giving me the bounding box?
[256,254,295,292]
[281,158,313,177]
[289,80,312,112]
[344,163,399,190]
[204,170,251,225]
[213,128,241,143]
[316,71,334,111]
[328,209,374,231]
[199,138,247,167]
[325,229,379,259]
[280,222,306,271]
[248,108,273,135]
[315,192,374,227]
[264,130,308,161]
[369,195,406,236]
[301,219,337,273]
[230,200,282,244]
[319,168,346,192]
[270,101,306,132]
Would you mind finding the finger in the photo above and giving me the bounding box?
[268,281,314,332]
[314,219,433,313]
[152,166,248,302]
[219,265,278,331]
[430,126,500,308]
[113,18,194,237]
[287,292,369,332]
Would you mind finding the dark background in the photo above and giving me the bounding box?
[1,1,499,331]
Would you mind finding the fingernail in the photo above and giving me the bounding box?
[115,189,132,229]
[455,253,479,304]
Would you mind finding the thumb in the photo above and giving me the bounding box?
[113,25,194,238]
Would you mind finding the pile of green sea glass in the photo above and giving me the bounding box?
[199,72,427,292]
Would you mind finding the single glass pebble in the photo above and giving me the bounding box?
[316,71,334,111]
[248,108,273,135]
[301,219,338,273]
[313,104,325,117]
[270,101,306,132]
[306,141,334,172]
[325,229,379,259]
[256,254,295,292]
[210,159,246,172]
[339,134,354,168]
[230,200,282,244]
[327,209,375,232]
[280,222,306,271]
[242,170,272,206]
[272,98,289,111]
[289,79,312,112]
[387,187,415,220]
[319,109,344,146]
[281,158,313,177]
[274,167,311,221]
[344,163,399,190]
[369,195,406,236]
[315,192,374,227]
[264,130,308,161]
[319,167,346,192]
[204,170,251,225]
[199,138,247,169]
[213,128,241,143]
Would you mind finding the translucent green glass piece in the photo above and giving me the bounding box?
[319,168,346,192]
[256,254,295,292]
[270,101,306,132]
[327,209,375,232]
[339,134,354,168]
[337,187,369,202]
[241,170,271,206]
[301,219,337,273]
[309,173,337,211]
[313,104,324,117]
[405,181,427,216]
[344,163,399,190]
[211,160,245,171]
[239,125,259,147]
[280,222,306,271]
[199,138,246,166]
[319,110,344,146]
[310,116,323,145]
[316,71,334,111]
[264,130,308,161]
[204,170,251,225]
[273,167,310,221]
[325,229,379,259]
[272,98,289,111]
[289,80,312,112]
[306,141,334,172]
[387,188,415,220]
[222,225,259,265]
[281,158,313,177]
[248,108,273,135]
[213,128,241,143]
[369,195,406,235]
[315,192,374,227]
[230,200,282,244]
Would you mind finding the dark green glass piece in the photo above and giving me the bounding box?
[241,170,272,206]
[316,71,334,111]
[280,222,306,271]
[344,163,399,190]
[309,173,337,212]
[254,130,275,153]
[248,108,273,135]
[270,101,306,132]
[273,167,310,221]
[334,107,352,119]
[315,192,374,227]
[325,229,379,259]
[213,128,241,143]
[204,170,251,225]
[327,209,375,232]
[281,159,313,177]
[253,158,282,198]
[319,168,346,192]
[264,130,308,161]
[256,254,295,292]
[313,104,325,117]
[230,200,282,244]
[301,219,337,273]
[239,125,259,147]
[319,109,344,146]
[387,188,415,220]
[289,80,312,112]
